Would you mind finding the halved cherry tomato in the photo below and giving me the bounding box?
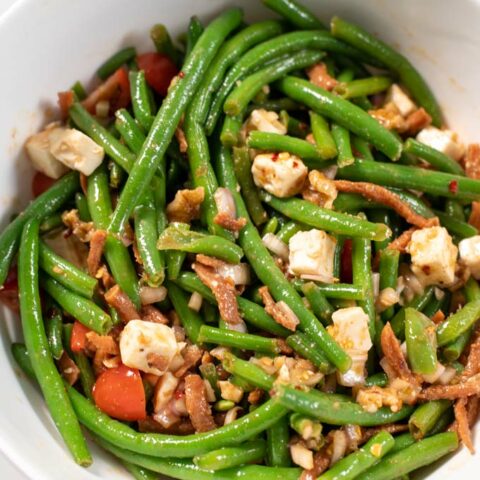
[0,266,19,312]
[136,52,178,97]
[70,321,92,353]
[93,364,146,421]
[340,239,353,284]
[57,90,74,120]
[32,171,57,198]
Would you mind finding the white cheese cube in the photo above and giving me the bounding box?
[459,235,480,279]
[120,320,185,375]
[252,152,307,198]
[406,226,458,287]
[385,84,416,117]
[25,129,68,179]
[49,127,104,175]
[288,229,336,281]
[249,109,287,135]
[416,126,465,161]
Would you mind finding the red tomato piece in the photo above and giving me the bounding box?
[93,364,146,421]
[136,52,178,97]
[0,266,19,312]
[340,239,353,284]
[70,321,92,353]
[32,171,57,198]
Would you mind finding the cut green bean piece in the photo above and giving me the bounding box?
[365,372,388,388]
[45,305,64,360]
[130,70,155,131]
[434,210,478,238]
[262,0,326,30]
[437,300,480,346]
[11,343,36,379]
[267,416,291,467]
[409,400,451,439]
[379,249,399,321]
[310,112,338,160]
[97,46,136,80]
[185,16,204,58]
[150,24,181,66]
[75,192,91,222]
[286,332,333,374]
[301,281,334,325]
[334,76,393,99]
[222,352,274,390]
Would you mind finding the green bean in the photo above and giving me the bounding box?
[361,432,458,480]
[331,16,442,126]
[164,223,188,281]
[280,110,310,139]
[194,439,266,471]
[173,272,289,337]
[276,76,402,160]
[389,188,436,218]
[262,216,279,236]
[19,219,91,466]
[224,50,324,116]
[336,68,355,83]
[38,241,97,298]
[352,231,375,337]
[157,225,243,264]
[445,199,466,220]
[97,46,136,80]
[301,281,334,325]
[428,410,454,436]
[108,9,243,234]
[267,416,291,467]
[409,400,451,440]
[465,276,480,302]
[405,308,438,375]
[63,323,95,401]
[69,384,288,457]
[286,332,333,374]
[378,249,399,321]
[386,432,416,455]
[71,80,86,100]
[222,351,275,391]
[130,70,155,131]
[87,165,140,306]
[261,192,391,241]
[334,76,393,100]
[115,108,145,153]
[390,286,434,340]
[198,325,281,354]
[233,146,268,226]
[0,171,79,286]
[74,192,91,222]
[11,343,36,379]
[434,210,478,238]
[262,0,326,29]
[273,385,414,426]
[185,16,204,58]
[338,158,480,200]
[39,213,64,233]
[292,279,365,301]
[43,275,111,334]
[220,114,243,148]
[276,221,305,243]
[319,431,394,480]
[216,142,351,372]
[150,24,181,66]
[207,31,377,135]
[309,112,338,160]
[352,136,375,161]
[333,192,375,212]
[248,98,301,114]
[45,304,64,360]
[436,299,480,346]
[166,281,203,344]
[121,461,158,480]
[365,372,389,388]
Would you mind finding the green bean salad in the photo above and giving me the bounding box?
[4,0,480,478]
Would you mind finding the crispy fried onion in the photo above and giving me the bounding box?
[307,63,338,91]
[387,227,417,253]
[258,285,299,331]
[166,187,204,223]
[453,398,474,453]
[334,180,438,228]
[184,374,216,433]
[57,352,80,386]
[192,255,242,325]
[87,229,107,276]
[403,108,432,136]
[62,209,95,242]
[174,344,203,378]
[85,331,120,374]
[214,212,247,232]
[464,144,480,179]
[104,284,141,323]
[359,423,409,444]
[420,373,480,400]
[302,170,338,209]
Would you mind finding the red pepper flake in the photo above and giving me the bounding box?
[449,180,458,194]
[178,71,185,78]
[293,161,299,168]
[271,152,279,161]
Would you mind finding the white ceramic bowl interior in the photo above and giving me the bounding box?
[1,0,480,478]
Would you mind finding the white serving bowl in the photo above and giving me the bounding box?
[0,0,479,478]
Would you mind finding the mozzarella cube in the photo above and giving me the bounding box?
[249,109,287,135]
[288,229,336,281]
[25,129,69,179]
[49,127,104,175]
[416,127,465,161]
[252,152,307,198]
[120,320,185,375]
[459,235,480,279]
[406,226,458,287]
[385,84,416,117]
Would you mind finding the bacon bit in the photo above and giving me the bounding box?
[141,305,169,324]
[87,229,107,276]
[334,180,438,229]
[184,374,216,432]
[420,373,480,400]
[138,417,195,435]
[214,212,247,232]
[454,398,474,453]
[302,170,338,209]
[369,103,406,132]
[468,201,480,231]
[431,310,445,325]
[175,126,188,153]
[62,209,95,242]
[300,446,331,480]
[381,323,418,385]
[387,227,417,253]
[57,352,80,386]
[307,63,338,91]
[174,345,203,378]
[259,286,299,331]
[449,180,459,194]
[360,424,409,444]
[85,331,120,374]
[403,108,432,135]
[467,396,480,426]
[464,144,480,179]
[166,187,205,223]
[247,388,264,405]
[104,284,140,323]
[192,255,242,325]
